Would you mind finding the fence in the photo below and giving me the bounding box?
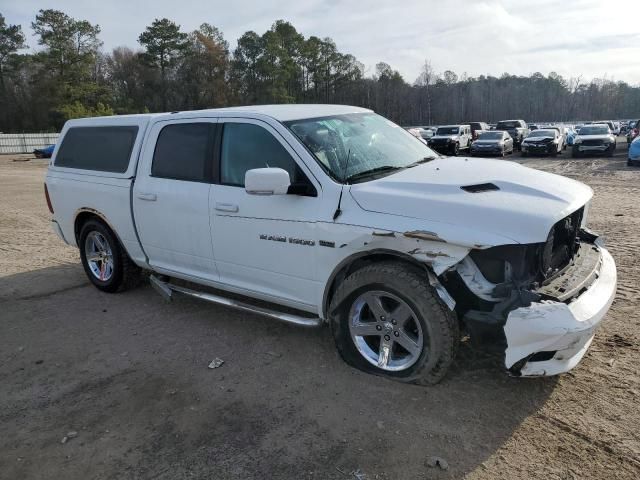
[0,133,60,154]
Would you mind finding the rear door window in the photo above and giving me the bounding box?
[151,123,215,182]
[55,126,138,172]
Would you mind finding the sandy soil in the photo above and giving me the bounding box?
[0,144,639,479]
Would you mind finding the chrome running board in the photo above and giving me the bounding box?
[149,275,322,328]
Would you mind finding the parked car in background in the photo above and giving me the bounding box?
[546,126,567,150]
[34,145,55,158]
[565,127,578,146]
[495,119,529,150]
[417,126,437,140]
[528,124,540,131]
[470,130,514,156]
[593,120,616,134]
[468,122,490,140]
[428,124,472,155]
[405,128,428,143]
[45,104,617,382]
[572,124,616,157]
[628,136,640,166]
[612,121,620,135]
[521,129,563,156]
[620,122,629,135]
[627,120,638,145]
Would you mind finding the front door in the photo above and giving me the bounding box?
[210,119,320,310]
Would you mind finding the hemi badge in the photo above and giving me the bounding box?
[319,240,335,248]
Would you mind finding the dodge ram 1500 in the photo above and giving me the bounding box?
[45,105,617,384]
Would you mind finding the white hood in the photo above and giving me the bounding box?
[349,157,592,245]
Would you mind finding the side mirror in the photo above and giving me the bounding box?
[245,168,291,195]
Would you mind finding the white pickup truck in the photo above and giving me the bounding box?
[45,105,617,384]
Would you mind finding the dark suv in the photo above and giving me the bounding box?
[469,122,490,140]
[495,119,529,150]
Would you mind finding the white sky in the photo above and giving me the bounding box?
[3,0,640,84]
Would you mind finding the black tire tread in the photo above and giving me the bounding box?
[329,261,459,385]
[79,219,142,293]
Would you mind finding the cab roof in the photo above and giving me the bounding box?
[64,104,373,127]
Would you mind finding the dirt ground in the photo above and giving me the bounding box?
[1,141,639,480]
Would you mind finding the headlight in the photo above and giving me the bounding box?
[574,138,582,144]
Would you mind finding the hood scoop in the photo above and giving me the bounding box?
[461,183,500,193]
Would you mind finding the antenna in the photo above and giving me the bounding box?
[333,148,351,221]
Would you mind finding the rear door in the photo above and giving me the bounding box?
[133,118,219,281]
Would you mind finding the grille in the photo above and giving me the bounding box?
[540,207,584,278]
[582,139,604,146]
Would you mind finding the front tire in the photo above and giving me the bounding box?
[79,219,141,293]
[329,262,459,385]
[452,143,460,156]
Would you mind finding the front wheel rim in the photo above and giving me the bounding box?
[85,231,114,281]
[348,290,424,371]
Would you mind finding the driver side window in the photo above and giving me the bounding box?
[220,122,303,187]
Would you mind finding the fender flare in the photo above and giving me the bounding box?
[321,248,431,319]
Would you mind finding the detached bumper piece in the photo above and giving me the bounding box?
[504,245,616,377]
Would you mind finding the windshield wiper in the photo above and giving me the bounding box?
[406,156,437,167]
[345,165,403,183]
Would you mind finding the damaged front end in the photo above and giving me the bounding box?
[442,208,617,377]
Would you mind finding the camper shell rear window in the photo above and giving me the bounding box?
[55,126,139,173]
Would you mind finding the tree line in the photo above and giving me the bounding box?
[1,9,639,133]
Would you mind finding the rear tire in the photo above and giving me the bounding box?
[79,219,141,293]
[329,262,459,385]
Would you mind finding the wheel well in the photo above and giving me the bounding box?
[74,211,117,245]
[322,251,429,319]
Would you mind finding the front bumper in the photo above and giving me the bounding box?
[471,145,503,155]
[522,143,554,154]
[429,142,454,153]
[504,246,616,377]
[575,144,611,152]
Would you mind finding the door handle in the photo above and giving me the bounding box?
[137,192,157,201]
[215,202,239,213]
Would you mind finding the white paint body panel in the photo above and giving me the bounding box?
[349,156,593,245]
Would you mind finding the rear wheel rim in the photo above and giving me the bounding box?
[348,290,424,371]
[85,231,114,281]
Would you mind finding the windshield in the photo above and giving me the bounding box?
[436,126,460,135]
[496,121,520,129]
[285,113,438,183]
[477,131,503,140]
[528,130,555,137]
[579,125,609,135]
